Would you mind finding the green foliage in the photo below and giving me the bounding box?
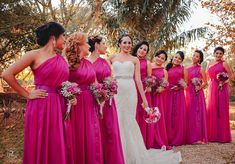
[0,0,44,68]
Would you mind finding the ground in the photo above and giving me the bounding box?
[0,103,235,164]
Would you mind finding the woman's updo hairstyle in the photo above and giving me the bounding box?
[35,22,65,46]
[88,35,102,52]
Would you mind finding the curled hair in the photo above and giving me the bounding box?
[214,46,225,54]
[155,50,168,61]
[35,22,65,46]
[64,32,87,70]
[166,51,184,71]
[88,35,102,52]
[195,50,204,64]
[131,41,149,56]
[117,34,132,47]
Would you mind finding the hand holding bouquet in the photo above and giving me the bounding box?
[155,78,169,94]
[217,72,229,90]
[103,76,118,106]
[144,107,161,124]
[191,78,202,96]
[170,79,186,90]
[144,76,157,92]
[61,81,81,120]
[89,83,109,118]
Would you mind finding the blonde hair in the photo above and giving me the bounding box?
[64,32,87,69]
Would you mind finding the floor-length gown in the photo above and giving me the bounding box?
[68,58,103,164]
[165,65,186,146]
[24,55,68,164]
[136,58,154,149]
[185,65,208,144]
[113,60,181,164]
[92,57,125,164]
[207,61,231,142]
[151,67,169,148]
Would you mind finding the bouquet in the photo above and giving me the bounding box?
[217,72,229,90]
[191,78,202,96]
[143,76,157,92]
[61,81,81,120]
[154,78,169,94]
[89,83,109,118]
[103,76,118,106]
[144,107,161,124]
[170,79,187,90]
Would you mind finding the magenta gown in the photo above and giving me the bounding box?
[135,58,154,149]
[185,65,208,144]
[151,67,169,148]
[68,58,103,164]
[165,65,186,146]
[92,57,124,164]
[207,61,231,142]
[24,55,68,164]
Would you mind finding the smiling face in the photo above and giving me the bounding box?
[173,53,183,65]
[192,51,201,64]
[154,53,166,66]
[214,49,224,61]
[137,44,148,58]
[119,36,132,53]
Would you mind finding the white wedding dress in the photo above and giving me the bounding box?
[113,61,182,164]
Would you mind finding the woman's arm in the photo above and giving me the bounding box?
[223,62,235,81]
[2,51,47,99]
[147,60,152,76]
[134,58,148,108]
[197,68,207,91]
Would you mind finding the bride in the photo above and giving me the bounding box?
[108,34,182,164]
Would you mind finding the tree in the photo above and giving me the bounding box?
[0,0,44,68]
[87,0,194,50]
[201,0,235,52]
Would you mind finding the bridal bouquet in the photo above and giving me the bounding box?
[144,107,161,124]
[61,81,81,120]
[103,76,118,106]
[143,76,157,92]
[89,83,109,118]
[170,79,187,90]
[191,78,202,96]
[217,72,229,90]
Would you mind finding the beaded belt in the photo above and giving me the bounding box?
[115,75,133,79]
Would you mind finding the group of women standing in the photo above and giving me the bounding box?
[134,41,234,151]
[1,21,234,164]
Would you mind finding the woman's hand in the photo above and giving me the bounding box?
[28,89,48,99]
[141,99,149,109]
[156,86,164,93]
[69,97,77,106]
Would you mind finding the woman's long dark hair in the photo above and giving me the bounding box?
[166,51,184,71]
[131,41,149,56]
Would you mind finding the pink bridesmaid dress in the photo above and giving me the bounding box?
[207,61,231,142]
[24,55,68,164]
[151,67,169,149]
[185,65,208,144]
[68,58,103,164]
[165,65,186,146]
[92,57,124,164]
[135,58,154,149]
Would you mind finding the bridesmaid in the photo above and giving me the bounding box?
[131,41,154,149]
[64,32,103,164]
[151,50,170,149]
[207,47,234,143]
[165,51,187,146]
[2,22,70,164]
[87,35,124,164]
[185,50,208,144]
